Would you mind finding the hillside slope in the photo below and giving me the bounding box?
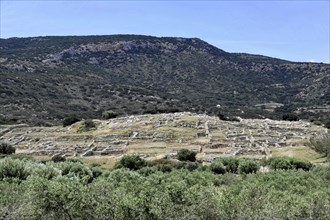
[0,112,327,161]
[0,35,329,124]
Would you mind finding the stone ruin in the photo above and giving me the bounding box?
[0,112,327,162]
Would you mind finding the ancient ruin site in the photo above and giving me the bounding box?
[1,112,327,163]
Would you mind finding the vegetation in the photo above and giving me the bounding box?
[102,110,118,119]
[310,134,330,157]
[324,119,330,129]
[0,115,17,125]
[266,156,313,171]
[0,156,329,219]
[115,155,146,170]
[282,113,299,121]
[62,116,80,127]
[78,120,97,132]
[0,143,16,155]
[0,35,329,125]
[209,160,226,174]
[217,112,240,122]
[209,157,260,174]
[213,157,240,173]
[237,158,260,174]
[51,155,66,163]
[177,149,197,162]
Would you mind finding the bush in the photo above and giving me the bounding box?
[51,155,66,163]
[78,119,96,132]
[146,159,187,172]
[267,157,313,171]
[291,159,313,171]
[309,134,330,157]
[0,143,16,155]
[116,155,146,170]
[0,158,30,180]
[30,164,61,180]
[269,157,293,170]
[185,162,200,171]
[90,166,103,179]
[102,110,118,119]
[66,158,84,164]
[0,115,17,125]
[216,112,239,122]
[238,159,260,174]
[62,116,80,127]
[55,161,94,183]
[137,166,158,176]
[217,112,226,120]
[324,120,330,129]
[282,113,299,121]
[210,161,226,174]
[215,157,240,173]
[177,149,197,162]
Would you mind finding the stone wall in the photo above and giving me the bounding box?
[0,112,327,161]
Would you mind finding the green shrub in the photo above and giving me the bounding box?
[78,119,96,132]
[238,159,260,174]
[51,155,66,163]
[62,116,80,127]
[217,112,226,120]
[269,157,293,170]
[312,120,323,126]
[216,112,239,122]
[177,149,197,162]
[185,162,200,171]
[0,158,30,180]
[210,161,226,174]
[90,166,103,179]
[30,164,61,180]
[215,157,240,173]
[290,158,313,171]
[0,156,330,219]
[157,164,173,172]
[24,176,90,219]
[137,166,158,176]
[66,158,84,164]
[268,157,313,171]
[0,143,16,155]
[282,113,299,121]
[0,115,17,125]
[324,119,330,129]
[55,161,94,183]
[116,155,146,170]
[146,159,189,172]
[102,110,118,119]
[310,134,330,157]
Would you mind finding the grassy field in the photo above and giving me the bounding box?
[271,146,327,163]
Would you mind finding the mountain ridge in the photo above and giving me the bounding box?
[0,34,329,125]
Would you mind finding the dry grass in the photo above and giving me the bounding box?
[176,116,198,124]
[79,156,117,170]
[271,146,326,163]
[156,127,197,140]
[30,155,52,161]
[126,142,200,155]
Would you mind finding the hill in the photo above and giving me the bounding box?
[0,35,329,125]
[0,112,327,163]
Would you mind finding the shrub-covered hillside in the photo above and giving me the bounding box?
[1,35,329,125]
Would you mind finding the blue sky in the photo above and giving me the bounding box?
[1,1,329,63]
